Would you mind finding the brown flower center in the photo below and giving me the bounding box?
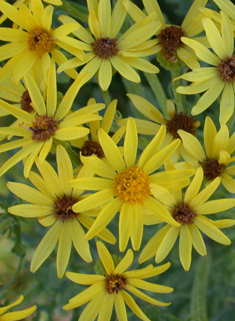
[158,25,185,62]
[54,194,79,222]
[20,90,33,113]
[202,158,225,180]
[81,140,104,158]
[30,114,58,141]
[105,274,127,294]
[218,55,235,82]
[172,202,196,224]
[114,165,151,204]
[28,27,54,58]
[166,112,197,139]
[92,37,119,59]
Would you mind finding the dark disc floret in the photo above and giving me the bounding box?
[158,25,185,62]
[92,37,119,59]
[172,202,196,224]
[54,194,79,222]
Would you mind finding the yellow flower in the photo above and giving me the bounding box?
[70,118,195,252]
[57,0,161,90]
[139,167,235,271]
[176,11,235,124]
[72,98,125,160]
[63,241,173,321]
[117,94,200,162]
[0,0,83,83]
[124,0,208,69]
[7,145,115,278]
[0,68,46,141]
[179,116,235,193]
[0,63,104,177]
[0,295,36,321]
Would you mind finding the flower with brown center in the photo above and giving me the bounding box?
[63,241,173,320]
[176,12,235,124]
[117,95,200,162]
[57,0,161,91]
[7,145,116,278]
[0,63,105,177]
[178,116,235,193]
[123,0,207,69]
[140,167,235,271]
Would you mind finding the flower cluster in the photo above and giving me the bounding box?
[1,0,235,320]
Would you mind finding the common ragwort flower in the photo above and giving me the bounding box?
[0,63,104,177]
[179,116,235,193]
[0,0,82,82]
[176,11,235,124]
[139,167,235,271]
[70,118,195,252]
[63,241,173,321]
[57,0,161,90]
[7,145,115,278]
[124,0,208,69]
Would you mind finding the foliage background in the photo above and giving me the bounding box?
[1,0,235,320]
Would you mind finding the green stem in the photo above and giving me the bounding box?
[144,72,168,118]
[170,69,184,113]
[100,87,111,106]
[190,250,211,321]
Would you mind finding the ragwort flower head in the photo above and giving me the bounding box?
[176,11,235,124]
[124,0,208,69]
[140,167,235,271]
[63,241,173,321]
[0,0,83,83]
[0,67,47,142]
[0,295,36,320]
[70,118,195,252]
[0,63,104,177]
[179,116,235,193]
[7,145,115,278]
[57,0,161,91]
[117,94,200,162]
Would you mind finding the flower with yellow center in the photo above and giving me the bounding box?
[176,11,235,124]
[123,0,208,69]
[70,118,195,252]
[0,63,104,177]
[117,94,200,163]
[178,116,235,193]
[0,0,83,83]
[7,145,116,278]
[0,295,36,320]
[139,167,235,271]
[63,241,173,321]
[57,0,161,91]
[72,98,125,160]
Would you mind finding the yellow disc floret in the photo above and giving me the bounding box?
[114,165,151,204]
[28,28,55,58]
